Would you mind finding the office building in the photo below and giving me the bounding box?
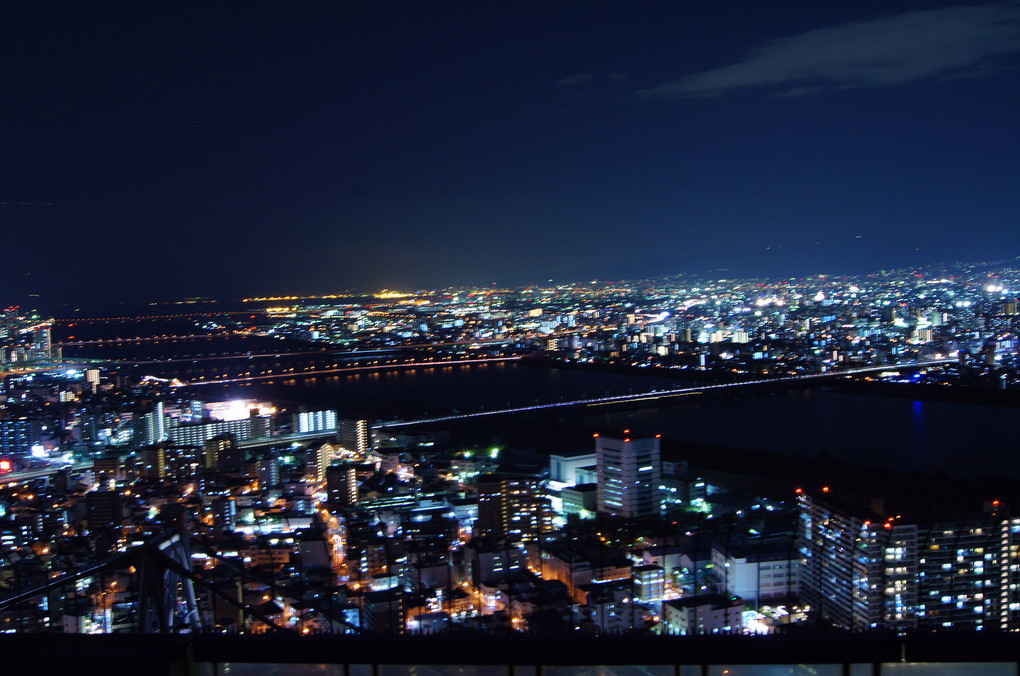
[712,536,800,606]
[662,594,744,635]
[548,451,596,487]
[595,432,662,519]
[632,563,666,613]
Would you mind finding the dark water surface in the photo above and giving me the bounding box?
[61,319,1016,478]
[208,362,1016,479]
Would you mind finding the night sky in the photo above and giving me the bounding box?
[4,2,1020,306]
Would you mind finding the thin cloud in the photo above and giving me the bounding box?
[639,4,1020,98]
[772,85,825,99]
[558,73,595,87]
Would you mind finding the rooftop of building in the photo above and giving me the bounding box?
[800,487,1007,525]
[664,593,742,610]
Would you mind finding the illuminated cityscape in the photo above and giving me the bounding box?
[3,258,1020,659]
[5,1,1020,673]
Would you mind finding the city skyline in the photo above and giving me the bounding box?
[4,2,1020,305]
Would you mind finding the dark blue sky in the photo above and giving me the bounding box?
[4,2,1020,305]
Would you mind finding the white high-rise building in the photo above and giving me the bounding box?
[296,409,338,434]
[595,431,662,519]
[143,402,167,446]
[33,327,51,360]
[85,369,102,392]
[339,418,369,454]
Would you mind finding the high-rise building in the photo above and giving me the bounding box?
[86,490,123,531]
[311,442,334,483]
[2,307,18,338]
[32,326,51,360]
[0,418,40,455]
[339,418,369,454]
[798,490,1014,632]
[139,445,203,481]
[84,369,102,393]
[203,433,245,473]
[296,409,338,434]
[799,491,906,630]
[327,463,359,508]
[476,472,553,542]
[168,415,269,446]
[258,456,280,489]
[595,431,662,519]
[142,402,167,446]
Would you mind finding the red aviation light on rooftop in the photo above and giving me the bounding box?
[593,433,599,438]
[655,434,662,438]
[623,429,630,434]
[795,488,802,494]
[993,500,1001,506]
[822,486,830,493]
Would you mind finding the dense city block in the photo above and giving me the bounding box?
[3,260,1020,636]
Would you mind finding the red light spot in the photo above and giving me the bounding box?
[795,488,802,494]
[993,500,1000,506]
[822,486,830,493]
[0,460,11,472]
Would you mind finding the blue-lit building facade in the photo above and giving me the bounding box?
[799,490,1020,631]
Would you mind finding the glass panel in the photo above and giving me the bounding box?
[709,667,842,676]
[351,666,374,676]
[881,664,1014,676]
[543,668,673,676]
[849,666,873,676]
[219,666,344,676]
[380,667,508,676]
